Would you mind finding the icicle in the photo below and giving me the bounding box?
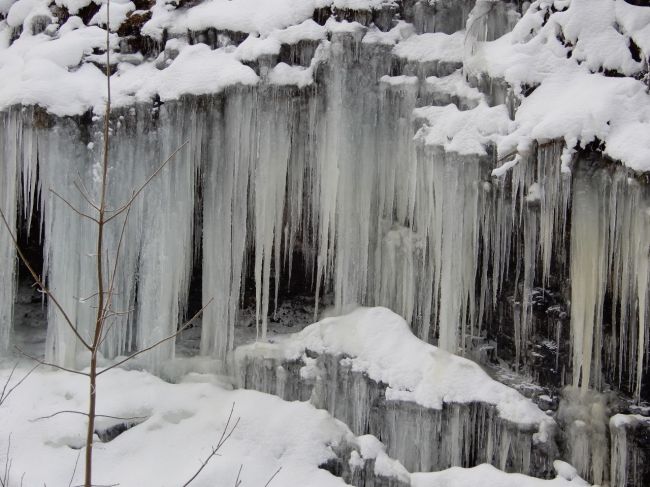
[570,161,650,398]
[253,87,292,340]
[0,110,20,354]
[201,89,253,360]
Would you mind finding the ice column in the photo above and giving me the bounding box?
[570,162,650,400]
[0,111,20,353]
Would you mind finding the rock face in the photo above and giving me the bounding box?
[1,0,650,485]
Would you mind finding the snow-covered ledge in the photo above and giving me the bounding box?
[235,307,558,477]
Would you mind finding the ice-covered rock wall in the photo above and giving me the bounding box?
[1,0,650,484]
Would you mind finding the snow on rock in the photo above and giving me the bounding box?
[415,102,513,156]
[89,0,136,30]
[467,0,650,173]
[0,365,360,487]
[411,464,590,487]
[238,307,552,428]
[423,70,485,107]
[393,31,464,63]
[268,62,314,87]
[143,0,327,39]
[362,20,414,45]
[497,71,650,173]
[53,0,93,15]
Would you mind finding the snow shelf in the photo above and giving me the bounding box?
[235,308,557,476]
[236,307,552,428]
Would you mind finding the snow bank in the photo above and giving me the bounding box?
[412,463,590,487]
[238,307,552,428]
[0,365,358,487]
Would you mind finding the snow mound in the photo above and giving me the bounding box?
[238,307,552,428]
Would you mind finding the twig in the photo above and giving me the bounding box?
[0,208,92,350]
[181,403,240,487]
[49,189,99,223]
[97,203,133,350]
[0,434,9,487]
[263,467,281,487]
[73,178,100,211]
[0,362,40,407]
[68,451,81,487]
[104,141,189,224]
[234,465,243,487]
[96,298,213,376]
[14,346,88,377]
[31,410,146,422]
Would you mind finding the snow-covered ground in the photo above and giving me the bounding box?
[0,363,371,487]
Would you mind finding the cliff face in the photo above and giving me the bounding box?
[1,0,650,485]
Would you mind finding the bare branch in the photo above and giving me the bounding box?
[234,465,243,487]
[49,188,99,223]
[31,410,146,423]
[96,298,213,376]
[14,346,89,377]
[68,451,81,487]
[264,467,282,487]
[104,141,189,224]
[181,403,239,487]
[0,208,92,350]
[73,178,100,211]
[96,202,133,351]
[0,361,40,407]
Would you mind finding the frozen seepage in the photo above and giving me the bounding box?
[570,160,650,401]
[610,414,650,487]
[557,387,609,485]
[491,141,572,370]
[235,307,557,476]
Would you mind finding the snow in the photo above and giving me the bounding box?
[415,102,513,156]
[393,31,464,63]
[143,0,328,39]
[237,307,553,428]
[0,364,359,487]
[412,464,590,487]
[54,0,93,15]
[6,0,50,28]
[273,18,327,44]
[268,62,314,87]
[423,70,485,106]
[362,21,414,46]
[89,0,136,30]
[498,71,650,174]
[467,0,650,173]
